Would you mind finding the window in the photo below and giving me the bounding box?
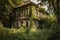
[26,21,28,27]
[35,9,37,13]
[23,8,29,16]
[35,21,39,27]
[25,8,28,16]
[14,21,19,28]
[17,10,19,17]
[28,7,29,15]
[18,21,21,27]
[16,11,18,17]
[24,9,26,16]
[16,21,19,27]
[23,10,25,16]
[26,21,30,27]
[19,10,21,17]
[35,9,38,16]
[21,21,23,27]
[20,10,24,17]
[37,11,40,17]
[20,20,30,27]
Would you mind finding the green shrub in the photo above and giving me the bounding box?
[0,13,58,40]
[0,26,52,40]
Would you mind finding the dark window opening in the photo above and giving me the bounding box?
[17,22,18,27]
[39,20,46,29]
[21,21,23,27]
[26,21,28,27]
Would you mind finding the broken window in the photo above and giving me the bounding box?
[20,20,30,27]
[21,21,23,27]
[26,20,30,27]
[26,21,28,27]
[24,8,29,16]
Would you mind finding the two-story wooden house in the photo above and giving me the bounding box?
[11,0,48,28]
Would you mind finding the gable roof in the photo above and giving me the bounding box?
[12,1,39,10]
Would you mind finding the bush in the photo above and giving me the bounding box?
[39,13,57,29]
[0,13,59,40]
[0,25,53,40]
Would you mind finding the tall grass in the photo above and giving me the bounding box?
[0,13,58,40]
[0,25,52,40]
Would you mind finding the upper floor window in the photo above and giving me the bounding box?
[25,8,29,16]
[35,8,38,16]
[37,10,40,17]
[19,10,23,17]
[35,9,37,13]
[23,8,29,16]
[24,9,27,16]
[19,7,29,17]
[35,8,40,17]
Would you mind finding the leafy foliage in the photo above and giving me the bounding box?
[0,12,59,40]
[0,0,60,40]
[0,24,52,40]
[0,0,22,27]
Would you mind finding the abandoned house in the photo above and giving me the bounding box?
[11,0,48,28]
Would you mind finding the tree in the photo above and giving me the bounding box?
[38,0,60,40]
[38,0,60,24]
[0,0,22,27]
